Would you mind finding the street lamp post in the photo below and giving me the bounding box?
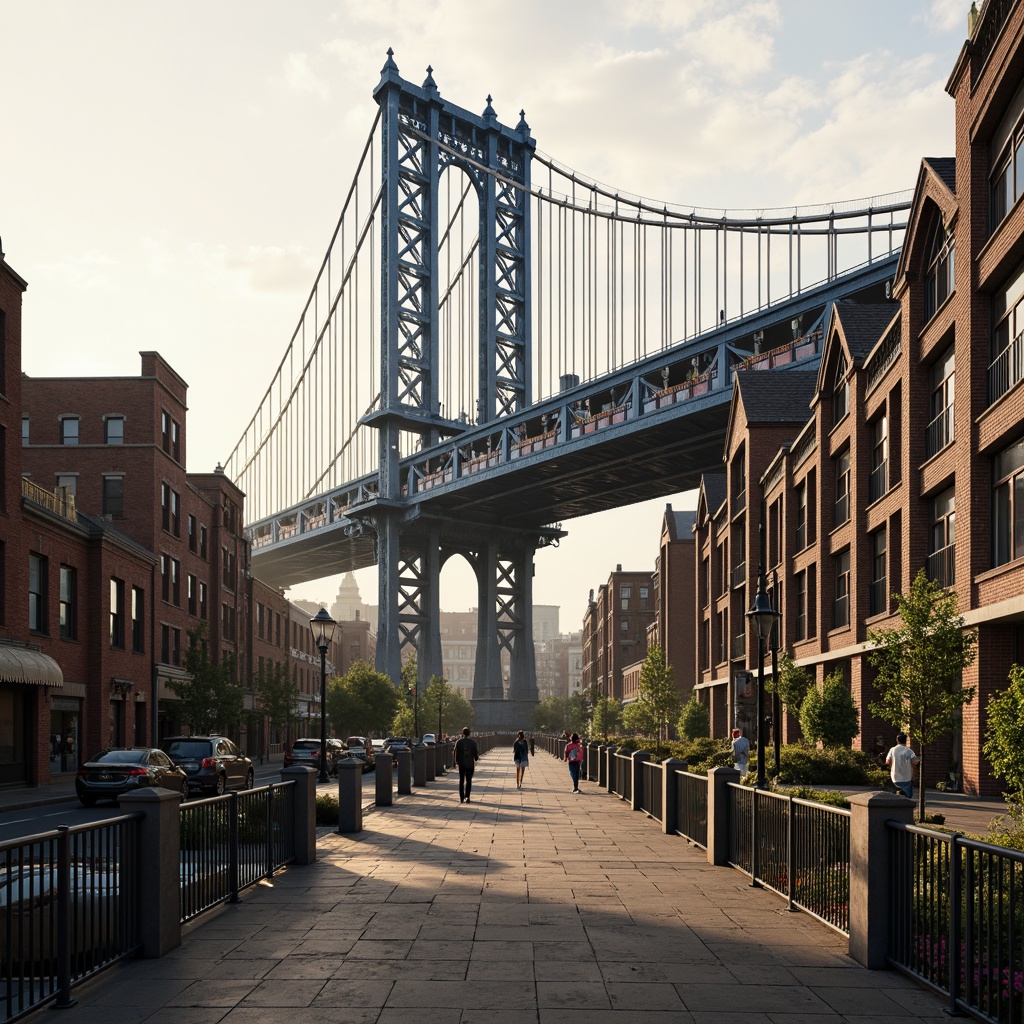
[770,569,782,776]
[746,564,780,789]
[309,608,337,785]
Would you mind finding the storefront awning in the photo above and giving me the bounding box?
[0,646,63,686]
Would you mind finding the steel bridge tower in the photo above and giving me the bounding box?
[360,52,556,728]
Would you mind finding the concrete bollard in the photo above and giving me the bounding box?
[847,792,915,969]
[336,757,363,833]
[375,752,393,806]
[280,766,317,863]
[424,743,436,782]
[706,766,740,866]
[413,743,427,787]
[119,788,181,957]
[434,742,445,775]
[396,747,412,794]
[597,745,608,788]
[661,758,687,835]
[630,750,649,811]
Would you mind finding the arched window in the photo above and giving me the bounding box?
[832,351,849,424]
[924,219,955,321]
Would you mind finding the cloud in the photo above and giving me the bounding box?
[35,250,117,290]
[208,243,317,293]
[282,51,331,99]
[921,0,970,34]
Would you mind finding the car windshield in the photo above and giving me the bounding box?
[293,740,320,750]
[89,749,146,764]
[162,740,212,758]
[347,738,366,746]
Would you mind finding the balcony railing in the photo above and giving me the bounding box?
[834,492,850,527]
[833,594,849,629]
[868,461,888,503]
[731,633,746,660]
[926,544,955,588]
[869,578,888,617]
[925,404,954,458]
[987,330,1024,405]
[731,562,746,588]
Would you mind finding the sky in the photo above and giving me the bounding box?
[2,0,971,626]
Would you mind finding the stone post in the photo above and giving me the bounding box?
[597,745,608,788]
[280,766,317,864]
[424,742,436,781]
[336,757,363,833]
[630,750,649,811]
[375,752,393,806]
[847,792,915,969]
[396,747,412,794]
[119,788,181,957]
[413,742,427,786]
[706,766,740,866]
[661,758,687,835]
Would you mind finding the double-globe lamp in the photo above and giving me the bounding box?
[746,567,780,789]
[309,608,337,784]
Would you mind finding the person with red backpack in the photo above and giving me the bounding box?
[564,733,584,793]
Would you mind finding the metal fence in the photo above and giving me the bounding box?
[1,815,142,1023]
[675,770,708,848]
[639,761,663,823]
[888,823,1024,1024]
[610,752,633,802]
[180,782,295,923]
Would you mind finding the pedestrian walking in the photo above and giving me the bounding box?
[885,732,919,799]
[564,732,584,793]
[731,728,750,775]
[528,734,535,756]
[454,726,479,803]
[513,730,529,789]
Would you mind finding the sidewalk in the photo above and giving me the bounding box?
[24,747,951,1024]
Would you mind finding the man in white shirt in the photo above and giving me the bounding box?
[885,732,919,799]
[731,728,750,775]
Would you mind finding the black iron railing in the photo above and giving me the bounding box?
[926,404,954,457]
[988,332,1024,407]
[888,824,1024,1024]
[674,770,708,848]
[1,815,142,1022]
[927,544,956,589]
[640,761,663,822]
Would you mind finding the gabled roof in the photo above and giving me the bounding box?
[734,370,817,423]
[924,156,956,194]
[662,506,697,542]
[894,156,958,288]
[697,472,727,521]
[832,301,900,363]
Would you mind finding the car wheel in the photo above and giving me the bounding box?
[214,773,226,796]
[245,769,254,790]
[79,795,96,808]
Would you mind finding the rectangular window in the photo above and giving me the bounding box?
[60,417,79,445]
[795,481,807,551]
[161,483,171,531]
[222,603,236,642]
[132,587,144,653]
[188,574,197,615]
[102,476,124,518]
[927,349,955,457]
[834,449,851,526]
[795,571,807,641]
[105,416,124,444]
[29,552,47,633]
[161,624,170,663]
[928,488,956,588]
[59,565,76,640]
[188,514,197,552]
[110,577,125,648]
[171,558,180,606]
[257,603,264,639]
[870,527,888,616]
[199,582,208,621]
[834,550,850,628]
[199,526,208,560]
[170,490,180,537]
[161,554,170,602]
[833,354,849,424]
[869,415,888,502]
[171,628,180,666]
[994,438,1024,567]
[171,419,180,462]
[21,417,29,446]
[161,410,171,454]
[222,547,235,590]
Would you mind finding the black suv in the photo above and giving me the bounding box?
[160,736,255,796]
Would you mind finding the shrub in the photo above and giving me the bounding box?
[677,736,733,773]
[799,670,860,748]
[678,695,710,741]
[775,744,888,787]
[316,792,339,826]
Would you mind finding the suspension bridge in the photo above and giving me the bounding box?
[223,51,910,728]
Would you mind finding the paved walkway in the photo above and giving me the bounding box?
[22,747,954,1024]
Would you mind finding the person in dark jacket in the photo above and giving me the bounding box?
[512,730,529,789]
[454,727,479,803]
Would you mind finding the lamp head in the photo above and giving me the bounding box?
[746,584,779,641]
[309,607,337,652]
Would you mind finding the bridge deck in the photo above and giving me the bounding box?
[50,748,949,1023]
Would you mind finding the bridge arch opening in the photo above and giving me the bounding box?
[438,550,482,701]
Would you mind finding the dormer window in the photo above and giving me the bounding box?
[924,220,955,321]
[832,352,849,425]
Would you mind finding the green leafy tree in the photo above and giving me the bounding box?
[868,567,977,821]
[422,675,474,737]
[799,670,859,749]
[390,694,416,737]
[168,622,244,735]
[767,652,814,715]
[677,694,710,741]
[256,660,301,748]
[565,693,589,736]
[622,699,656,739]
[592,695,622,741]
[636,644,681,744]
[984,664,1024,806]
[328,660,399,737]
[533,695,568,733]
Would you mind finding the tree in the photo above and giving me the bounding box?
[256,660,300,749]
[767,652,814,715]
[799,670,859,748]
[328,660,399,737]
[422,675,474,737]
[984,664,1024,806]
[168,622,244,735]
[868,567,977,821]
[592,695,622,741]
[677,694,710,741]
[533,695,566,733]
[622,699,656,738]
[636,644,681,744]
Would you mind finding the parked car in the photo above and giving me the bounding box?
[75,748,188,807]
[421,733,436,745]
[345,736,375,771]
[160,736,255,796]
[283,738,342,775]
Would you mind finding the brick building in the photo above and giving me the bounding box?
[693,1,1024,796]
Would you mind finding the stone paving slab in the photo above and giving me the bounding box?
[26,747,951,1024]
